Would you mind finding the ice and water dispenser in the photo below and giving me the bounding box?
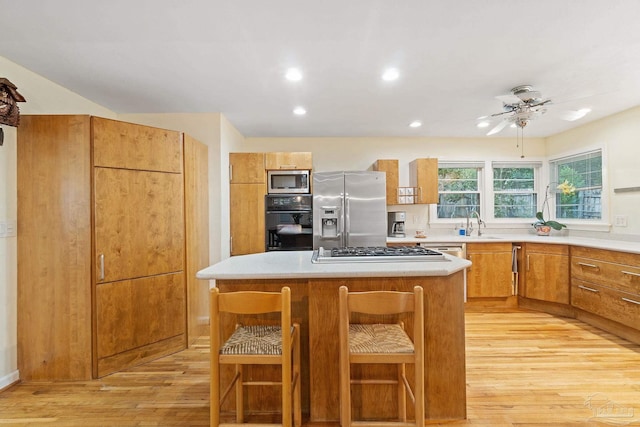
[319,206,340,238]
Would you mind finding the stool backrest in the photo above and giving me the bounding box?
[339,285,424,349]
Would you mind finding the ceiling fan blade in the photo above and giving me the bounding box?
[495,94,521,104]
[487,120,509,136]
[529,99,552,108]
[490,110,513,118]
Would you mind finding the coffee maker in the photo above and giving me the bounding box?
[387,211,406,237]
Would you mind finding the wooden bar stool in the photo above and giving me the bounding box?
[210,286,301,427]
[338,285,425,427]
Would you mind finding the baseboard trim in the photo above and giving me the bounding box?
[0,370,20,392]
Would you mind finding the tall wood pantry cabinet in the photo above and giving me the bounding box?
[229,152,266,255]
[17,115,209,380]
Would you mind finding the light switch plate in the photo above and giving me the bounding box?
[0,221,6,237]
[614,215,628,227]
[5,220,16,236]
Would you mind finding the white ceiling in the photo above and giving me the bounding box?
[2,0,640,138]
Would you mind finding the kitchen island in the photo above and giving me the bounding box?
[197,251,471,423]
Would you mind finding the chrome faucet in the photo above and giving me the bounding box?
[465,209,473,236]
[471,211,486,236]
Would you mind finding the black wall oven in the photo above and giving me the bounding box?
[265,194,313,251]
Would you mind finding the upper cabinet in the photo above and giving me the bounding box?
[409,158,439,204]
[229,152,265,183]
[93,117,183,173]
[373,159,399,205]
[265,152,312,170]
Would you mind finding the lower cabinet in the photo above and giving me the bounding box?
[571,246,640,331]
[466,243,514,298]
[522,243,569,304]
[95,273,186,377]
[230,183,266,255]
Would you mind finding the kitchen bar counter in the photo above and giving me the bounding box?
[196,249,470,280]
[198,251,469,422]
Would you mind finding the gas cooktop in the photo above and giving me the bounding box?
[311,246,447,263]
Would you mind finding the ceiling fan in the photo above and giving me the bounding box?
[482,85,552,136]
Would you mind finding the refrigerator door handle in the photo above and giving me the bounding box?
[342,192,348,247]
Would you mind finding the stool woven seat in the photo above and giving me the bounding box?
[210,287,301,427]
[221,325,284,355]
[348,324,415,354]
[339,286,425,427]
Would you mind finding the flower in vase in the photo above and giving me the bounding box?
[533,180,576,231]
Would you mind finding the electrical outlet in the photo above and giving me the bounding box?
[614,215,628,227]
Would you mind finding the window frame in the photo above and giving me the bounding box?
[547,147,608,230]
[489,161,542,222]
[430,161,484,226]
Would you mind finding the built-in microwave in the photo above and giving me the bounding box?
[267,170,310,194]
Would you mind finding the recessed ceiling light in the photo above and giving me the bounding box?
[409,121,422,128]
[510,123,517,128]
[477,121,490,128]
[293,106,306,116]
[382,68,399,81]
[285,68,303,81]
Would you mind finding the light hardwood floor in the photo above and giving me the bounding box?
[1,309,639,426]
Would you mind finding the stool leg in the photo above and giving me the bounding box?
[211,355,220,427]
[293,325,302,427]
[398,364,407,422]
[236,364,244,423]
[283,354,292,427]
[339,352,351,427]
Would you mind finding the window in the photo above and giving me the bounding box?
[492,162,540,219]
[550,150,602,220]
[437,164,481,219]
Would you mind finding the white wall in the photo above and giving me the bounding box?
[0,56,116,389]
[547,106,640,237]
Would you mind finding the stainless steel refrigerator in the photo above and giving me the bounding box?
[313,171,387,249]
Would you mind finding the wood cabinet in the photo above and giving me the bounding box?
[571,246,640,330]
[409,158,438,204]
[522,243,569,304]
[17,115,207,380]
[229,152,312,256]
[466,242,514,298]
[229,152,265,183]
[230,183,266,255]
[229,152,266,256]
[373,159,399,205]
[265,151,312,170]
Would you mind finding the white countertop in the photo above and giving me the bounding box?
[196,250,471,280]
[387,233,640,254]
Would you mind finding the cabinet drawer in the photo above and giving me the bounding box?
[571,257,640,294]
[467,242,512,253]
[571,279,640,330]
[525,243,568,256]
